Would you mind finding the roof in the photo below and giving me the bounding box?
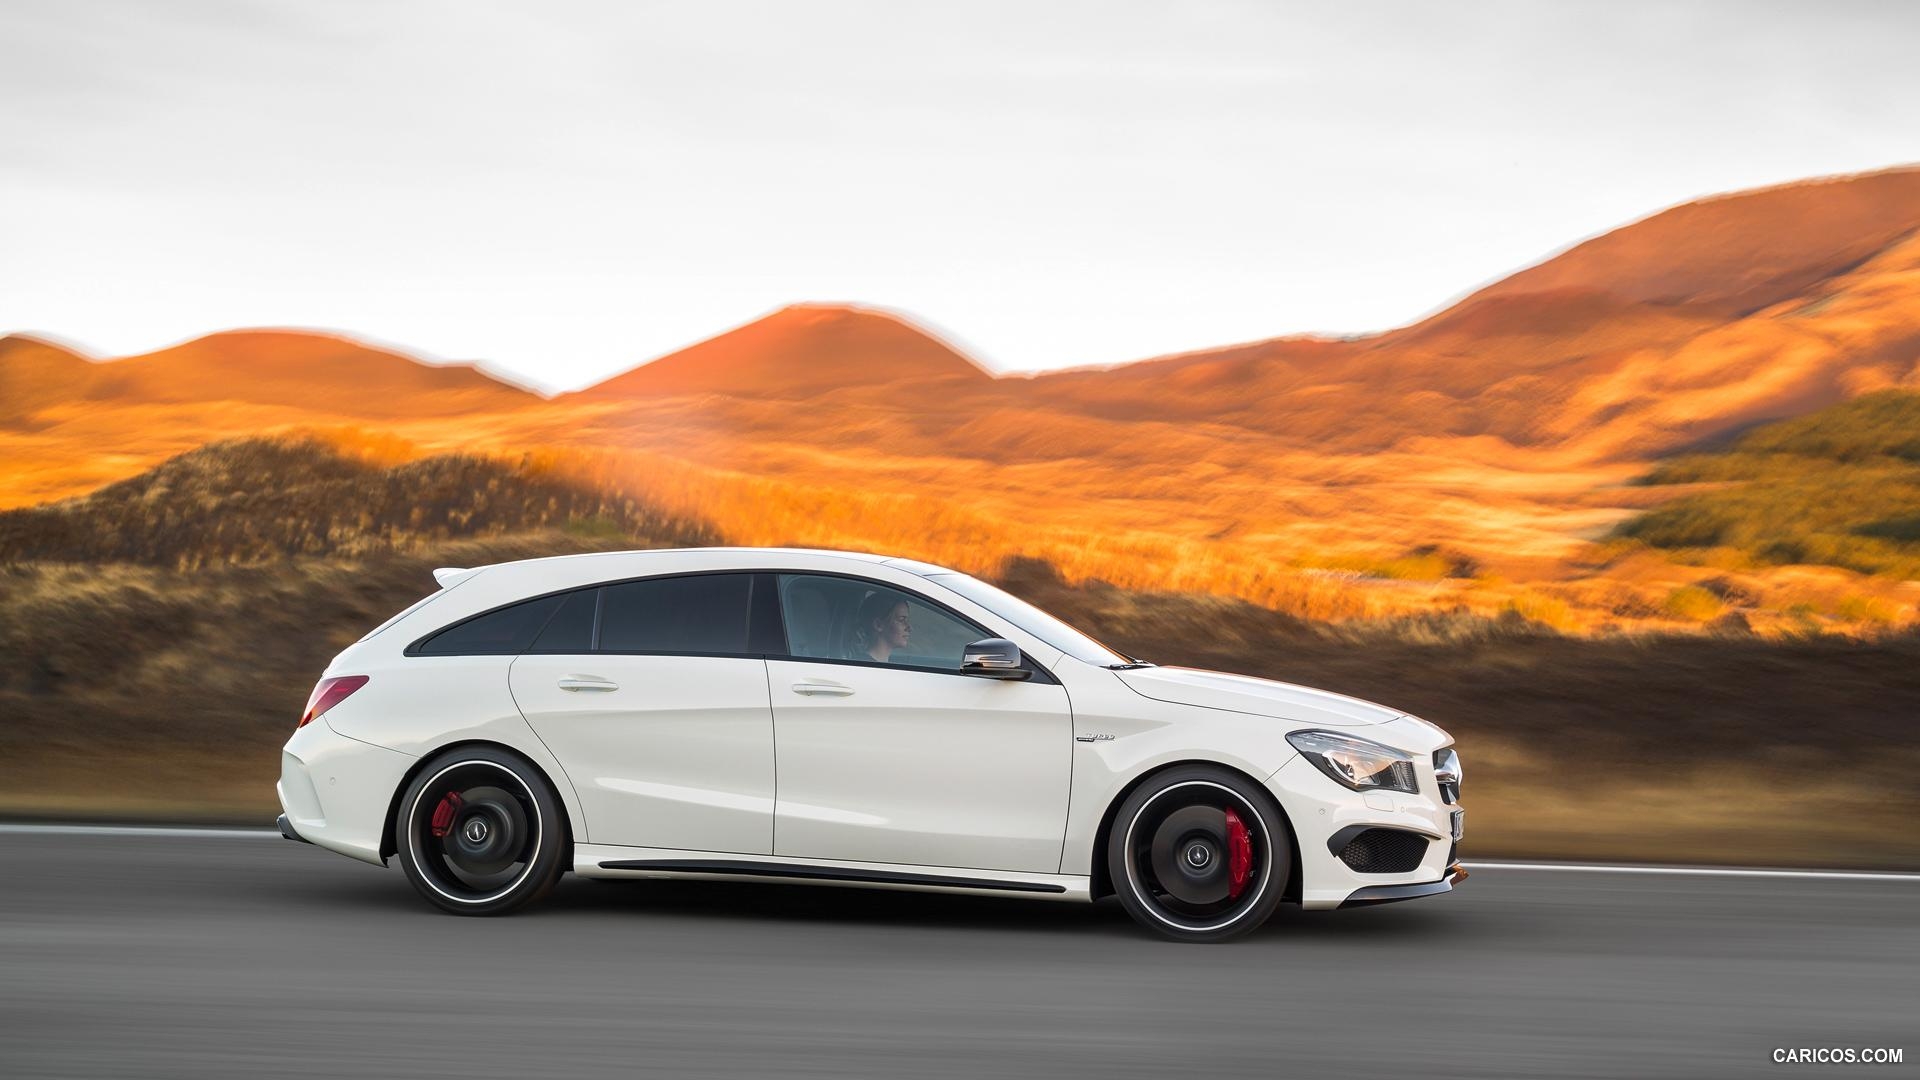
[439,546,959,582]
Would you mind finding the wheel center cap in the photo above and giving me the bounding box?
[463,818,490,844]
[1185,843,1213,869]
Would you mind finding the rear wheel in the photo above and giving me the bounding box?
[1107,765,1290,942]
[394,747,567,915]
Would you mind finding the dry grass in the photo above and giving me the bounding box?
[1662,586,1725,622]
[6,375,1919,639]
[6,421,1916,642]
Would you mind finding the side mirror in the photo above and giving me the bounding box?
[962,638,1031,680]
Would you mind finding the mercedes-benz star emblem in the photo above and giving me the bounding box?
[463,818,489,844]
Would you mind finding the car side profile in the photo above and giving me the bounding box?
[278,547,1465,942]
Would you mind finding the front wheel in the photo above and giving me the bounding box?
[1107,766,1291,942]
[394,747,567,915]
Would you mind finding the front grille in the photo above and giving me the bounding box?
[1337,828,1431,874]
[1434,747,1462,805]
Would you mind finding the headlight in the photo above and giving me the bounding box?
[1286,730,1418,794]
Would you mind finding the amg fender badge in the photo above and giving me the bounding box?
[1074,733,1115,743]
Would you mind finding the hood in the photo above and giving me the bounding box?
[1115,666,1402,727]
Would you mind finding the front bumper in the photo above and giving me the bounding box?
[1340,863,1468,908]
[1266,717,1465,910]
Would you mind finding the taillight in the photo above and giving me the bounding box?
[299,675,370,730]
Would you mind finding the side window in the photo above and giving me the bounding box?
[599,573,753,655]
[415,593,564,656]
[527,588,598,653]
[777,574,987,671]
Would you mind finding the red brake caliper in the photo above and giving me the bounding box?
[430,792,463,838]
[1225,807,1253,899]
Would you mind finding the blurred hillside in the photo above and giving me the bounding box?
[3,168,1918,632]
[0,434,715,567]
[1619,391,1920,581]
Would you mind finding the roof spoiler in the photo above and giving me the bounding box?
[432,567,483,589]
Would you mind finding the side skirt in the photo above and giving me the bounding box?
[576,845,1091,901]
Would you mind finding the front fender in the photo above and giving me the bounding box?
[1056,672,1300,876]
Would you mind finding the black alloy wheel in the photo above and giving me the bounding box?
[395,747,567,915]
[1108,765,1291,942]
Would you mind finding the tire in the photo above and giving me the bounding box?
[393,746,568,916]
[1107,765,1291,943]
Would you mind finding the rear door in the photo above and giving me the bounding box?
[510,572,779,854]
[767,574,1073,873]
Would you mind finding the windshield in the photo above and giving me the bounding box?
[926,573,1131,666]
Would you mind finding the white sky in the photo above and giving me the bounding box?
[4,0,1917,393]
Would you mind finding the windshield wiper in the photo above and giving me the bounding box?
[1106,661,1155,670]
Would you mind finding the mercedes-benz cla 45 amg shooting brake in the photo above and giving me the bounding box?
[279,548,1466,942]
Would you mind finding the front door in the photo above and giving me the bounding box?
[767,574,1073,873]
[511,573,776,854]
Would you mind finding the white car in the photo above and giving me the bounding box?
[279,547,1464,942]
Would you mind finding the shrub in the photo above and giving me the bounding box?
[1615,392,1920,580]
[1835,594,1901,625]
[1505,590,1576,632]
[1664,586,1725,622]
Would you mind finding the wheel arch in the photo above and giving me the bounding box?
[1088,758,1301,904]
[379,739,575,869]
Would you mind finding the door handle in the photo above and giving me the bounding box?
[558,675,620,693]
[790,681,854,697]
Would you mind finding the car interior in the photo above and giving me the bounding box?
[777,575,976,669]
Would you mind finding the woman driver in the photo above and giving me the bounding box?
[853,592,912,663]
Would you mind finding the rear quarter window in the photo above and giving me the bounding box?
[413,593,565,656]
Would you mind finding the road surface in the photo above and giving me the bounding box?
[1,829,1914,1078]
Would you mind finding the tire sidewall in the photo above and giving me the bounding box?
[395,746,567,916]
[1107,765,1290,943]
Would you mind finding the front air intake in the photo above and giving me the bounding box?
[1335,828,1431,874]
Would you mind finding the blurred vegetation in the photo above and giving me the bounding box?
[0,436,718,568]
[1617,391,1920,577]
[1295,545,1481,582]
[5,435,1920,867]
[1661,585,1724,622]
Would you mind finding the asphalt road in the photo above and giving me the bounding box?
[1,831,1914,1079]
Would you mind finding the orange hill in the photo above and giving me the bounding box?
[9,167,1920,462]
[0,335,97,422]
[1026,166,1920,460]
[1467,166,1920,314]
[581,303,990,400]
[0,329,536,418]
